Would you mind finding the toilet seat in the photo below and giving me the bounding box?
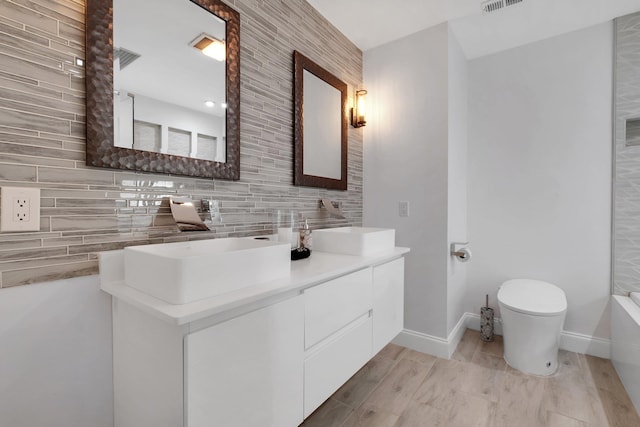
[498,279,567,317]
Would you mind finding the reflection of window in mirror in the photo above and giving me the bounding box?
[167,128,191,158]
[133,121,160,152]
[196,134,217,162]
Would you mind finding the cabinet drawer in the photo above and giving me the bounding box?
[304,268,372,349]
[304,315,372,418]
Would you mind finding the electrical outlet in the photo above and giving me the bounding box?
[14,197,30,222]
[1,187,40,232]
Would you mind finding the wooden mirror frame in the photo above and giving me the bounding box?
[85,0,240,179]
[293,51,348,190]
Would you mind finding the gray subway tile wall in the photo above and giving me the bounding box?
[0,0,363,288]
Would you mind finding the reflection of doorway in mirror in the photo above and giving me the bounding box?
[114,91,134,149]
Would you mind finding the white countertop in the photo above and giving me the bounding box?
[100,247,410,326]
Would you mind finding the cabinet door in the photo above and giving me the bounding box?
[185,296,303,427]
[372,258,405,354]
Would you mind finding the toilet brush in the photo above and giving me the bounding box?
[480,294,494,342]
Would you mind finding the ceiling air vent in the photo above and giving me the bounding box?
[114,48,141,70]
[482,0,524,14]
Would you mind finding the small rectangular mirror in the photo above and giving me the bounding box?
[293,51,347,190]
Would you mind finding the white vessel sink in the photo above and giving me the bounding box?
[123,238,291,304]
[313,227,395,256]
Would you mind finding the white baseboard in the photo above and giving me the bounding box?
[560,330,611,359]
[392,312,470,359]
[394,312,611,360]
[392,329,449,359]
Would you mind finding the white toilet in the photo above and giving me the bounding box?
[497,279,567,376]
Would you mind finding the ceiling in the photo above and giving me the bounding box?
[307,0,640,58]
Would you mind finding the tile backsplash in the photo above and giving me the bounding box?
[0,0,363,288]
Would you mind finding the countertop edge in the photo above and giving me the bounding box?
[101,247,410,326]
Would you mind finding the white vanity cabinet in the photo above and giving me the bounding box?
[102,246,408,427]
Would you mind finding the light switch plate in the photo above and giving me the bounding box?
[1,187,41,232]
[399,201,410,217]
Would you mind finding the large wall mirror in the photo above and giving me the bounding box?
[293,51,347,190]
[86,0,240,179]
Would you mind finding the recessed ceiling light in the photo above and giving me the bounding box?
[221,102,228,109]
[190,33,226,61]
[75,58,85,67]
[205,100,215,107]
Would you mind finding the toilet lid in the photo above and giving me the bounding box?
[497,279,567,316]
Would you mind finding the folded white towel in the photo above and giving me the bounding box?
[631,292,640,307]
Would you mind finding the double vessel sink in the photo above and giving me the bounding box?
[123,227,395,304]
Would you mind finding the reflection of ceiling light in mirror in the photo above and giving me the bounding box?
[190,33,226,61]
[221,103,228,109]
[205,100,215,108]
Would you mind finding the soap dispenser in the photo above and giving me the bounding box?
[290,217,312,260]
[299,218,312,249]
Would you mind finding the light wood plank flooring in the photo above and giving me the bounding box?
[302,329,640,427]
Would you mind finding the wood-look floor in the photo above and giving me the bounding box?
[302,329,640,427]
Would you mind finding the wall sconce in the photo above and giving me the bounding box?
[351,89,367,128]
[190,33,226,61]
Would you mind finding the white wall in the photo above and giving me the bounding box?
[446,28,469,335]
[364,23,451,339]
[467,22,613,340]
[0,276,113,427]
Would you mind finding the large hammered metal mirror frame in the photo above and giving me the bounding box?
[293,51,348,190]
[85,0,240,179]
